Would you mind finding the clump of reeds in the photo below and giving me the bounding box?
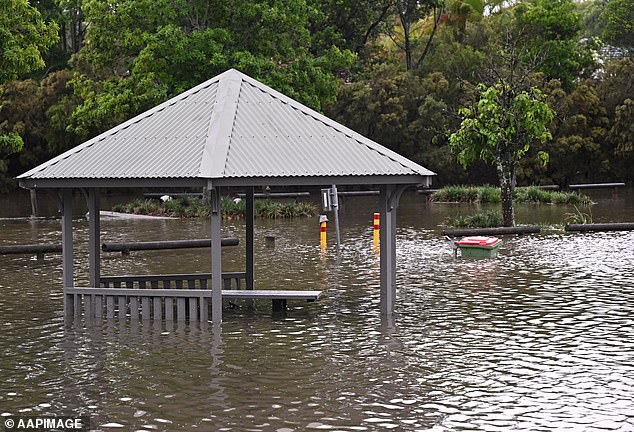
[564,205,593,224]
[446,209,503,228]
[433,185,591,205]
[113,197,318,219]
[514,186,591,205]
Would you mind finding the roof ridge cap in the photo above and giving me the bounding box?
[198,70,243,178]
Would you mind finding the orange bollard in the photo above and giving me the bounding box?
[373,212,380,246]
[320,215,328,249]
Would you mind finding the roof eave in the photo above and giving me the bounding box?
[18,177,208,190]
[19,173,434,190]
[210,174,434,187]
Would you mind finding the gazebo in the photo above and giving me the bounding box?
[18,69,435,323]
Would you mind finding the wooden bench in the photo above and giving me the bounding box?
[223,289,322,311]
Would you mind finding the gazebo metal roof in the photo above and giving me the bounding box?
[18,69,434,189]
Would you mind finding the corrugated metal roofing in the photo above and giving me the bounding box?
[18,69,435,182]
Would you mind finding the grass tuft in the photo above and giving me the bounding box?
[564,205,593,224]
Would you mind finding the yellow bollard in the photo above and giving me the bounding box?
[320,215,328,249]
[373,212,380,247]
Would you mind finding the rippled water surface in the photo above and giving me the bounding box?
[1,189,633,431]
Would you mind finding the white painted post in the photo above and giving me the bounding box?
[211,187,222,323]
[379,185,397,317]
[88,188,100,288]
[331,184,341,249]
[62,189,74,317]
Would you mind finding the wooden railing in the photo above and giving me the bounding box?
[67,287,212,321]
[99,272,246,290]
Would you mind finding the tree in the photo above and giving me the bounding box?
[0,0,58,187]
[0,0,59,82]
[548,83,610,185]
[0,71,76,190]
[65,0,355,139]
[386,0,445,70]
[307,0,393,55]
[513,0,595,90]
[601,0,634,52]
[608,98,634,178]
[449,82,554,226]
[595,58,634,181]
[445,0,485,43]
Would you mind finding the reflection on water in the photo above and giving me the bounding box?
[1,191,633,431]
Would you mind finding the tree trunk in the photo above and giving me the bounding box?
[401,16,412,70]
[416,6,442,69]
[497,162,515,227]
[61,22,67,54]
[500,179,514,227]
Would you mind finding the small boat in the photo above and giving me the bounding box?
[454,236,502,258]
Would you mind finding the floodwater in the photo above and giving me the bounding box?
[1,189,633,431]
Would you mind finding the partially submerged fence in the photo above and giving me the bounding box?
[65,272,321,321]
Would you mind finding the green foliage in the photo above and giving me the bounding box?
[0,71,76,189]
[601,0,634,51]
[548,82,611,185]
[0,132,23,154]
[68,73,169,139]
[325,63,468,183]
[609,99,634,156]
[449,83,554,169]
[64,0,355,139]
[446,0,485,41]
[433,185,477,202]
[251,199,318,219]
[0,0,59,83]
[0,130,23,189]
[446,209,503,228]
[513,0,595,90]
[0,0,59,190]
[307,0,393,55]
[576,0,605,39]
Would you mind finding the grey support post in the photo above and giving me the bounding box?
[87,189,101,288]
[379,184,408,317]
[62,189,74,316]
[245,186,255,290]
[379,185,396,316]
[210,187,222,323]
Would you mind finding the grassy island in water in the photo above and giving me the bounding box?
[112,197,318,219]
